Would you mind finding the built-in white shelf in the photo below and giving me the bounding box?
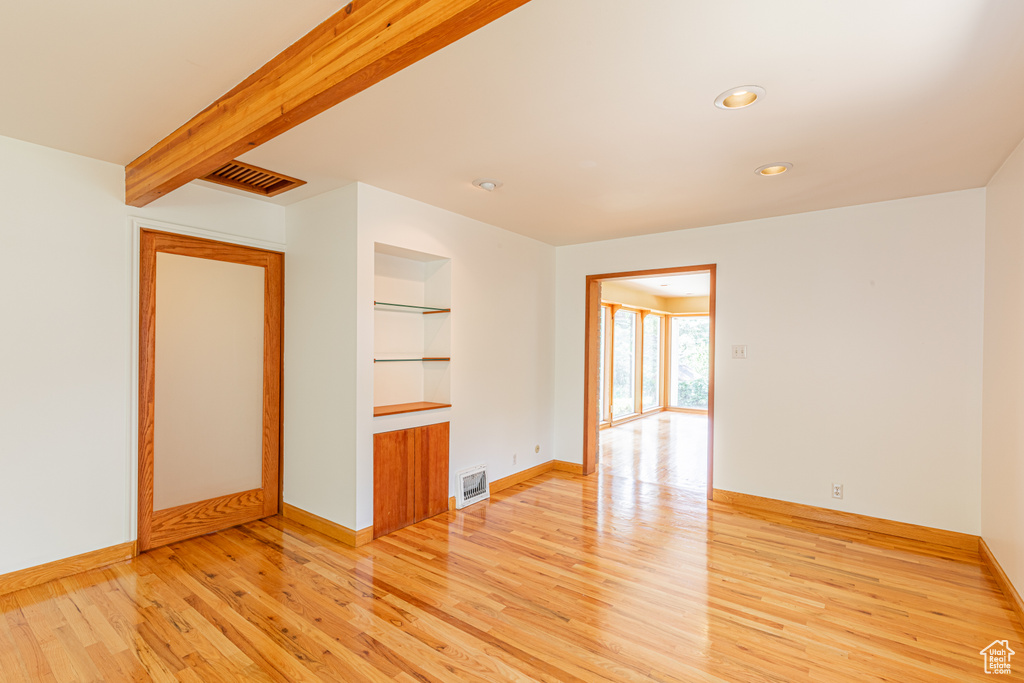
[374,301,451,314]
[374,244,451,417]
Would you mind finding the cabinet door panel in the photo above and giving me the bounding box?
[415,422,450,522]
[373,429,415,538]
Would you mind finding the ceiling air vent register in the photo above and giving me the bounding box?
[201,160,306,197]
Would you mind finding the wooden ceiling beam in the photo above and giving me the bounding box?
[125,0,531,207]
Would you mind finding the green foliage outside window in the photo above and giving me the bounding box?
[673,317,709,408]
[612,310,635,417]
[642,314,660,408]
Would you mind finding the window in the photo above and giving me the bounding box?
[642,314,660,410]
[670,316,710,409]
[612,309,637,418]
[598,305,672,424]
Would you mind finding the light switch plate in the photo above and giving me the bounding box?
[732,345,747,359]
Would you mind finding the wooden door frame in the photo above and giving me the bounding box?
[583,264,717,499]
[137,228,284,551]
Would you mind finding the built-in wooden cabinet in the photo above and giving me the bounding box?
[373,422,449,538]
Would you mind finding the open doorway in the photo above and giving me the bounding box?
[583,265,716,499]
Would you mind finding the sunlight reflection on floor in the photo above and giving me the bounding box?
[598,412,708,493]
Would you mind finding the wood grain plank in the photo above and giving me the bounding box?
[582,277,600,476]
[489,460,555,495]
[137,230,157,552]
[138,229,283,552]
[125,0,533,206]
[373,401,451,417]
[0,544,136,597]
[2,425,1020,681]
[373,428,416,538]
[551,460,584,474]
[712,488,980,551]
[980,537,1024,631]
[416,422,450,521]
[280,503,372,548]
[484,459,584,494]
[262,249,284,518]
[150,490,265,549]
[706,265,717,498]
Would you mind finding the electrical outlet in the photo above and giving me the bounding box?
[535,445,540,454]
[832,483,843,499]
[732,345,748,359]
[513,453,517,465]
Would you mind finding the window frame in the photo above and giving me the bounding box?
[667,312,711,413]
[610,306,640,421]
[599,302,670,426]
[641,311,664,413]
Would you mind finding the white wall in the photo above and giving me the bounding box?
[0,136,129,574]
[0,127,995,575]
[555,190,986,534]
[281,183,556,532]
[281,184,360,529]
[0,134,285,574]
[133,184,286,245]
[1,134,553,568]
[982,138,1024,592]
[354,184,556,529]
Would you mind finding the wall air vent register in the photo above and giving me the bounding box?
[456,465,489,509]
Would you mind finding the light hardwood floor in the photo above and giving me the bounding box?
[2,457,1022,680]
[600,411,708,492]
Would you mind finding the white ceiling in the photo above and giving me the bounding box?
[0,1,344,165]
[615,273,711,299]
[4,1,1024,246]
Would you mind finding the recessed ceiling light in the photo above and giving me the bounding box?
[755,162,793,176]
[715,85,765,110]
[472,178,503,192]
